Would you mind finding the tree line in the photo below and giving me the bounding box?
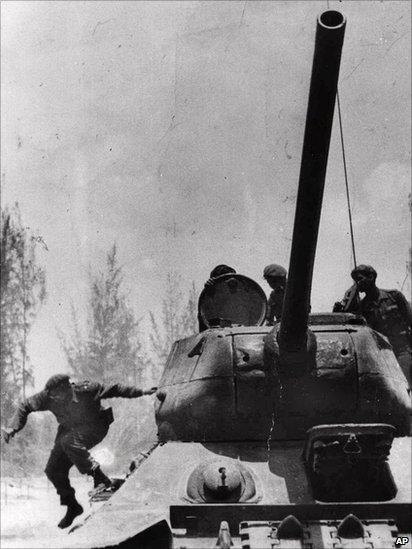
[1,205,197,475]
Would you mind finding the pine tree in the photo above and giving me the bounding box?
[0,204,46,475]
[61,245,146,385]
[0,204,46,419]
[149,273,198,381]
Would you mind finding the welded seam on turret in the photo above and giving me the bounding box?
[266,380,283,459]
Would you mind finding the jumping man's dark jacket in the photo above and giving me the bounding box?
[10,381,144,433]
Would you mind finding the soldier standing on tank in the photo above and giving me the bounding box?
[198,265,237,331]
[263,264,287,325]
[333,264,412,385]
[1,374,156,529]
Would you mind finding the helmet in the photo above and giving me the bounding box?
[210,265,236,278]
[351,264,377,281]
[263,264,287,279]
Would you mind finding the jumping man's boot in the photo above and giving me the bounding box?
[92,466,112,489]
[57,499,83,529]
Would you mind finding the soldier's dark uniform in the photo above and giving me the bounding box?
[346,288,412,384]
[266,289,285,324]
[9,380,146,506]
[263,264,287,325]
[335,263,412,386]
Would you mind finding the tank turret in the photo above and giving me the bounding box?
[152,9,410,443]
[66,10,411,549]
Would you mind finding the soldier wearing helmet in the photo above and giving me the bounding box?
[1,374,156,529]
[198,265,237,331]
[263,264,287,325]
[334,264,412,385]
[206,264,237,285]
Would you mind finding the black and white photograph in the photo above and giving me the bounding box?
[1,1,411,547]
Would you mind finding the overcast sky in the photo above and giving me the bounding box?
[1,0,410,390]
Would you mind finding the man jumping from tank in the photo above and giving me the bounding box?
[333,264,412,385]
[263,264,287,325]
[1,374,156,529]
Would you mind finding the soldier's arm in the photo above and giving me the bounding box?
[391,291,412,327]
[94,383,156,400]
[8,391,49,435]
[333,284,359,313]
[263,293,273,325]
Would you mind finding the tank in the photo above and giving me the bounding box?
[67,9,411,549]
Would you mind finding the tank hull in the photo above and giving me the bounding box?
[64,439,411,547]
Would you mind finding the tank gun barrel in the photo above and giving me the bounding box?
[279,10,346,351]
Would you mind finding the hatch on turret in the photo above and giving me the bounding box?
[198,274,267,329]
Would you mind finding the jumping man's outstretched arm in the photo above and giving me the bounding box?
[92,383,157,400]
[2,391,49,442]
